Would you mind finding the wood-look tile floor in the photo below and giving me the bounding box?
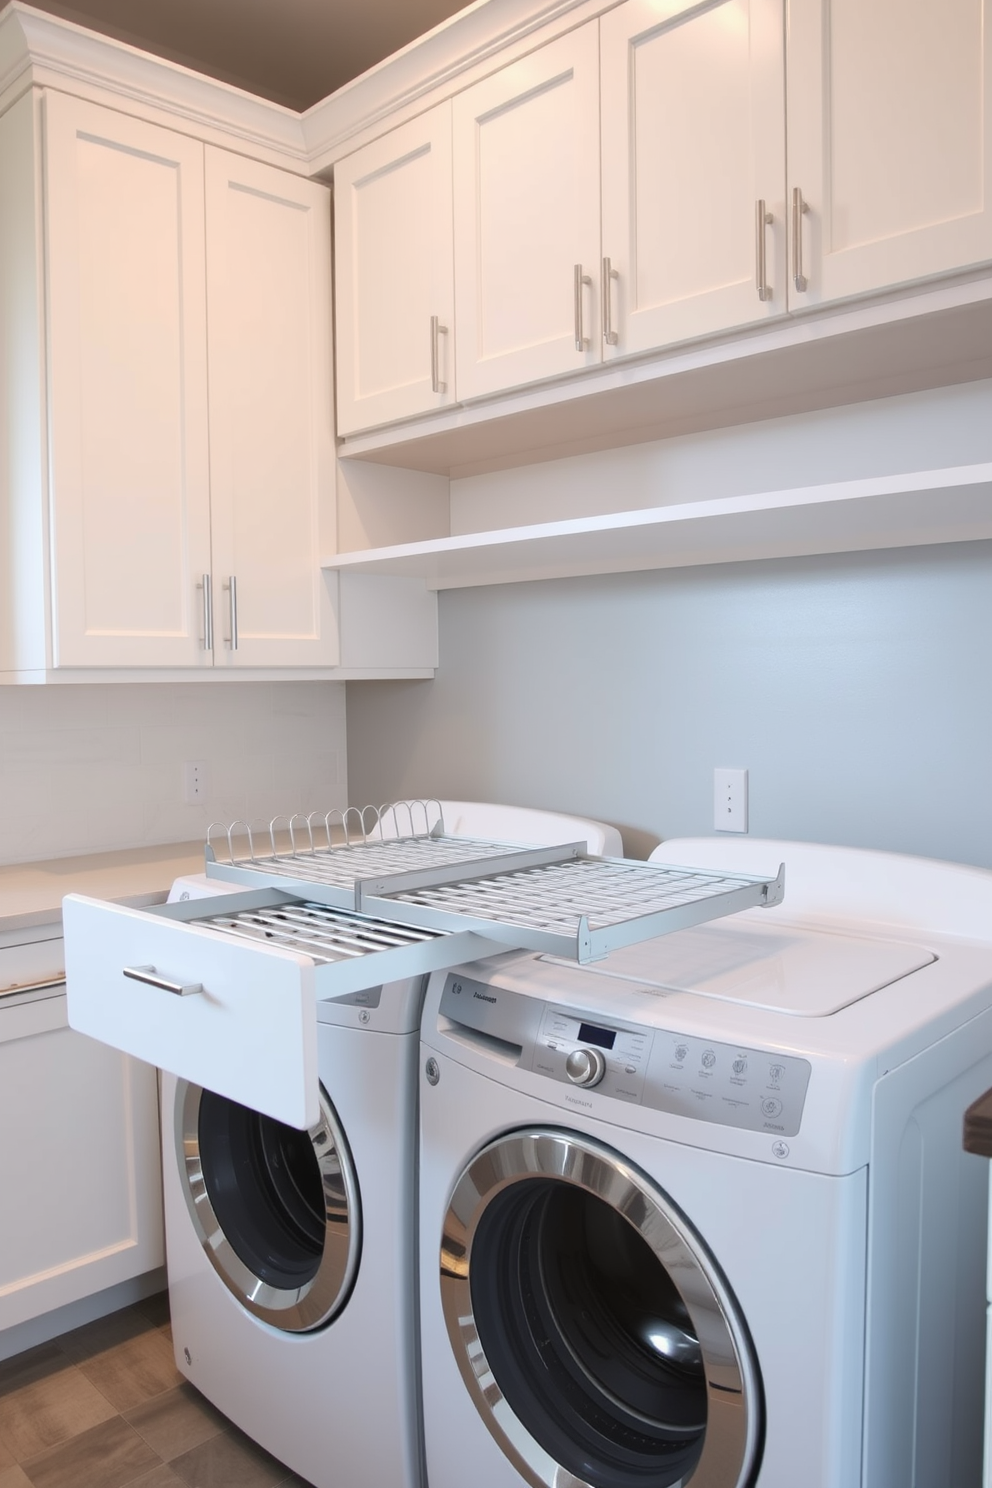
[0,1295,314,1488]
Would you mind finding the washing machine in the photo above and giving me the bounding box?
[64,801,620,1488]
[159,974,425,1488]
[418,838,992,1488]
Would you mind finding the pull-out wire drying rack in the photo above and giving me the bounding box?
[202,802,785,964]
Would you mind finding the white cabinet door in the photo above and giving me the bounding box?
[44,92,213,669]
[204,148,337,668]
[601,0,786,355]
[335,104,455,435]
[786,0,992,307]
[0,990,163,1331]
[453,23,602,400]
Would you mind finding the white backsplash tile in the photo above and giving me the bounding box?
[0,682,347,866]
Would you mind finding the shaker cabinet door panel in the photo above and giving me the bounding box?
[0,1017,163,1330]
[786,0,992,306]
[453,23,602,400]
[601,0,786,355]
[204,149,337,667]
[44,92,212,669]
[335,104,455,434]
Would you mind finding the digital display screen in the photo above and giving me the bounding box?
[578,1022,616,1050]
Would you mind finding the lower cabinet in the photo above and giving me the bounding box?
[0,978,163,1334]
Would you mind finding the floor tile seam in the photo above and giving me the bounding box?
[119,1376,207,1424]
[123,1407,227,1462]
[116,1461,181,1488]
[72,1345,182,1415]
[15,1410,167,1477]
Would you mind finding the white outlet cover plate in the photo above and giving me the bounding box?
[714,767,748,833]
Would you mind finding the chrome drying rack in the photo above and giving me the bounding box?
[203,801,785,964]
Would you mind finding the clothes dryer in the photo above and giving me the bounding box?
[418,839,992,1488]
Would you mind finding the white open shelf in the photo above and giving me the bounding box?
[324,462,992,590]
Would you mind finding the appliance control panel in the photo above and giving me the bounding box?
[645,1029,810,1136]
[439,973,812,1136]
[533,1007,652,1105]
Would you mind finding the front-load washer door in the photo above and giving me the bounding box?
[441,1129,762,1488]
[175,1078,360,1332]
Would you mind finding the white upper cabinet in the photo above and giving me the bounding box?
[36,95,337,673]
[786,0,992,306]
[45,93,213,669]
[452,23,602,400]
[204,148,336,668]
[335,103,454,435]
[600,0,786,354]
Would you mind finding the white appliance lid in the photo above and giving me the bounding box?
[547,919,935,1016]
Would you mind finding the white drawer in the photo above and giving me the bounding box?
[64,891,318,1128]
[63,887,502,1129]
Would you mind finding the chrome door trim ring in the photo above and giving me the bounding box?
[440,1128,761,1488]
[175,1079,361,1332]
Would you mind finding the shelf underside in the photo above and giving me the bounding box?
[336,283,992,480]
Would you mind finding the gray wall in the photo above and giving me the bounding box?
[347,540,992,865]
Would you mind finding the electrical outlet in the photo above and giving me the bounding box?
[183,760,208,805]
[714,768,748,833]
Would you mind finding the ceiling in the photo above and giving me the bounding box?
[25,0,472,112]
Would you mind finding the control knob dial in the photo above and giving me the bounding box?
[565,1047,606,1088]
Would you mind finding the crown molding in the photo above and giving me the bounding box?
[300,0,596,168]
[1,0,607,176]
[0,2,308,162]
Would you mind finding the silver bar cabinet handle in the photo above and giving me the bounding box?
[0,975,66,1000]
[755,200,773,301]
[573,264,591,351]
[601,257,619,346]
[123,965,203,998]
[792,186,809,292]
[201,573,213,651]
[226,575,238,651]
[430,315,447,393]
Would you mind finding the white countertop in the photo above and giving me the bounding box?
[0,840,206,934]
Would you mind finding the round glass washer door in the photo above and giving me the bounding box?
[175,1079,361,1333]
[441,1129,762,1488]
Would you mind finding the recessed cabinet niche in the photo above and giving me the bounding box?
[4,90,336,673]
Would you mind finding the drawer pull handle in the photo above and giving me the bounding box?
[123,965,203,998]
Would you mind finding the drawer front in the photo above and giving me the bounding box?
[0,935,66,998]
[63,895,317,1128]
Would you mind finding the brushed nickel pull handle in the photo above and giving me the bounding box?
[201,573,213,651]
[792,186,809,293]
[755,200,773,301]
[573,264,591,351]
[601,256,619,346]
[123,965,203,998]
[430,315,447,393]
[226,575,238,651]
[0,975,66,1000]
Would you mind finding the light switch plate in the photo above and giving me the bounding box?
[714,768,748,833]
